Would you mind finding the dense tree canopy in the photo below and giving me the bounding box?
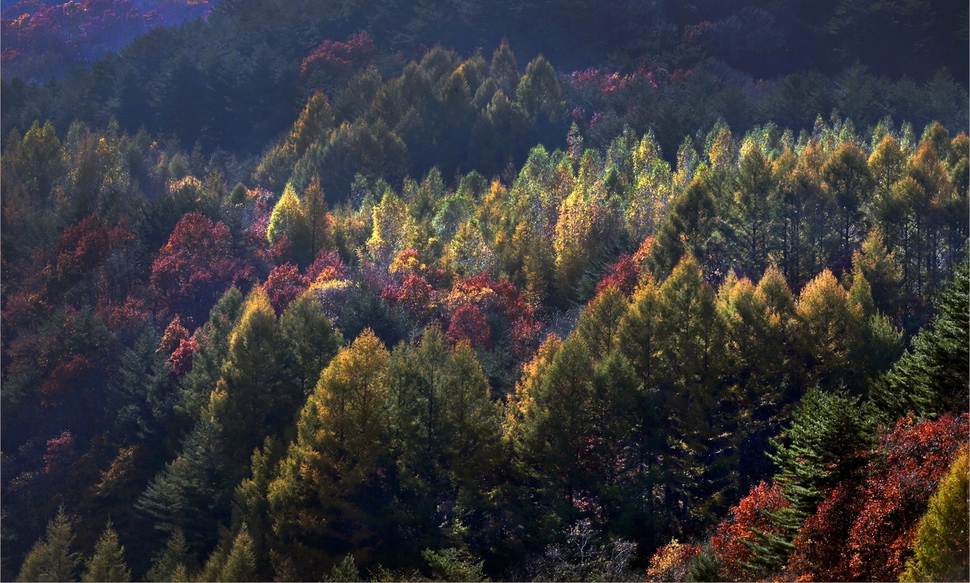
[2,3,968,581]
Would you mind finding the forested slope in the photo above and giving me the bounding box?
[2,4,968,581]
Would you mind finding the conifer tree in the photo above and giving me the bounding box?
[218,527,258,582]
[146,529,190,582]
[900,449,969,582]
[82,522,131,582]
[17,507,79,582]
[268,330,391,578]
[873,258,969,419]
[746,389,874,576]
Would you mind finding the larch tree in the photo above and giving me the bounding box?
[82,522,131,582]
[900,449,969,583]
[17,507,79,582]
[267,330,392,578]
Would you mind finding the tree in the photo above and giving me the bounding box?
[874,258,969,419]
[218,527,257,582]
[146,530,190,582]
[323,554,360,582]
[150,212,240,322]
[794,269,862,390]
[900,449,969,582]
[207,287,287,470]
[82,523,131,582]
[423,548,488,582]
[268,330,391,577]
[489,40,519,95]
[746,389,874,577]
[731,142,776,278]
[17,507,79,582]
[386,327,503,553]
[267,184,311,263]
[820,142,874,271]
[515,55,563,125]
[263,264,309,314]
[784,414,968,581]
[279,293,342,398]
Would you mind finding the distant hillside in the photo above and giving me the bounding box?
[1,0,215,81]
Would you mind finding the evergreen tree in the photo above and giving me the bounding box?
[873,258,969,419]
[218,527,258,582]
[900,449,969,582]
[279,293,342,397]
[178,286,244,421]
[17,507,79,582]
[146,529,190,582]
[268,330,392,578]
[323,554,360,582]
[136,420,223,554]
[746,389,874,576]
[82,522,131,582]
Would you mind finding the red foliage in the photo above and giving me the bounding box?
[710,481,788,581]
[595,254,640,296]
[263,263,309,313]
[55,215,111,278]
[41,430,75,475]
[569,65,660,96]
[445,273,542,355]
[40,354,93,406]
[382,273,435,319]
[160,315,191,355]
[98,294,150,338]
[2,0,212,78]
[150,212,242,321]
[786,414,970,581]
[447,303,491,348]
[300,31,374,77]
[306,249,348,282]
[168,335,199,376]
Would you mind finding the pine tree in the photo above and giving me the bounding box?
[208,287,287,468]
[218,527,258,582]
[178,286,244,421]
[279,293,341,397]
[136,420,222,554]
[323,554,360,582]
[146,529,190,582]
[900,449,969,582]
[746,389,874,577]
[873,258,969,419]
[268,330,391,578]
[267,183,311,262]
[17,507,79,582]
[385,326,503,553]
[82,522,131,582]
[489,39,519,95]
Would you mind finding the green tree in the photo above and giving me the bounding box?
[267,184,311,263]
[422,548,488,582]
[17,507,79,582]
[747,389,874,576]
[279,293,342,398]
[218,527,258,582]
[900,449,969,582]
[489,39,519,95]
[386,327,503,552]
[146,530,190,582]
[873,258,969,419]
[323,554,360,582]
[82,522,131,582]
[268,330,392,578]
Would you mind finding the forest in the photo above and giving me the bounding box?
[1,0,968,581]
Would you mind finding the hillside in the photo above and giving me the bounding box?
[1,2,968,582]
